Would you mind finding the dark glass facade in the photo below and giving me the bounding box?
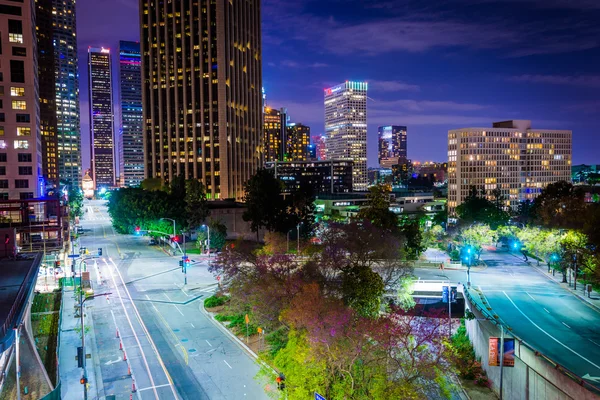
[265,160,353,194]
[378,125,407,168]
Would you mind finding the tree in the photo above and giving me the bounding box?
[398,217,426,260]
[356,184,398,235]
[341,263,385,317]
[197,220,227,252]
[242,169,287,239]
[556,231,588,284]
[455,186,509,229]
[140,178,163,191]
[68,187,84,221]
[513,200,535,226]
[460,224,498,261]
[533,181,586,230]
[431,203,448,227]
[185,179,209,229]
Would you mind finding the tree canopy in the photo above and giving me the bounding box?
[455,186,510,229]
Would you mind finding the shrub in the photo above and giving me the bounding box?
[265,327,289,358]
[204,295,229,308]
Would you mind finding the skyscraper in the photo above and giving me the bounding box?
[88,47,115,188]
[140,0,263,200]
[0,0,42,199]
[52,0,81,188]
[378,125,407,168]
[118,41,143,187]
[264,107,286,162]
[448,120,572,216]
[324,81,368,191]
[285,123,310,161]
[36,0,59,187]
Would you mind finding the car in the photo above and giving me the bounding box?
[148,238,157,245]
[48,267,55,275]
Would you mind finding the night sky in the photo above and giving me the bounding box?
[77,0,600,171]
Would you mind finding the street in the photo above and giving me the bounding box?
[78,200,269,399]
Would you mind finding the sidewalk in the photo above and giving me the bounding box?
[58,285,102,400]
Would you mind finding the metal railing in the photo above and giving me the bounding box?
[463,286,600,396]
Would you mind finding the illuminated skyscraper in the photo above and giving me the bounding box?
[88,47,115,188]
[140,0,263,200]
[312,135,326,161]
[0,0,42,199]
[264,107,286,162]
[378,125,407,168]
[285,123,310,161]
[324,81,368,191]
[52,0,81,187]
[37,0,58,187]
[118,41,143,187]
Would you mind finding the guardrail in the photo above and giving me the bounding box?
[463,286,600,396]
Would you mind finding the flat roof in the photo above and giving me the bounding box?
[0,253,42,352]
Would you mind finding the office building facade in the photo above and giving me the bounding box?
[312,135,326,160]
[265,160,353,194]
[378,125,407,168]
[118,41,143,187]
[0,0,42,200]
[448,120,572,216]
[285,122,310,161]
[36,0,58,187]
[52,0,81,187]
[140,0,263,200]
[324,81,368,191]
[263,106,285,162]
[88,47,115,188]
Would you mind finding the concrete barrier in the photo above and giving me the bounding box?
[464,290,600,400]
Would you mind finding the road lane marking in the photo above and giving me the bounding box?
[163,293,185,316]
[544,308,550,314]
[502,291,600,372]
[108,258,178,399]
[590,339,600,348]
[190,323,195,328]
[138,383,172,392]
[562,322,571,329]
[205,340,212,347]
[224,360,233,369]
[526,292,536,301]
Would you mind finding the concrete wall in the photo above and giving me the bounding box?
[208,207,265,242]
[465,299,599,400]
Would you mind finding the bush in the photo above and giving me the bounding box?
[449,249,460,261]
[450,320,488,385]
[204,295,229,308]
[265,326,289,358]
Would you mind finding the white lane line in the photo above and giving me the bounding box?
[224,360,233,369]
[205,340,212,347]
[190,323,195,328]
[562,322,571,329]
[108,258,178,399]
[589,339,600,348]
[503,291,600,371]
[526,292,536,301]
[163,293,185,316]
[544,308,550,314]
[175,306,184,316]
[138,383,172,392]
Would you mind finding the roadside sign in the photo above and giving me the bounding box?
[68,254,79,258]
[315,393,326,400]
[489,337,515,367]
[442,286,449,303]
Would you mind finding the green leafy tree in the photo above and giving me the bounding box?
[356,184,398,234]
[341,263,385,317]
[242,169,287,239]
[556,231,588,283]
[461,224,498,260]
[455,186,509,229]
[196,220,227,252]
[140,178,163,191]
[185,179,209,229]
[68,187,84,221]
[398,217,426,260]
[533,181,586,230]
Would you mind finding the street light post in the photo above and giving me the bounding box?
[80,292,111,400]
[14,323,22,400]
[202,224,210,264]
[160,217,176,254]
[296,223,302,255]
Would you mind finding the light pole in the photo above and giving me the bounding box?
[160,217,176,254]
[80,292,111,400]
[296,222,302,254]
[202,224,210,263]
[14,323,23,400]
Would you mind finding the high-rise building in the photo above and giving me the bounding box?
[285,123,310,161]
[312,135,326,161]
[118,41,143,187]
[36,0,58,188]
[264,107,286,162]
[88,47,115,188]
[324,81,368,191]
[0,0,42,199]
[140,0,263,200]
[448,120,572,216]
[378,125,407,168]
[52,0,81,188]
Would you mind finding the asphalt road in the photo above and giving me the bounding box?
[474,250,600,390]
[78,200,270,400]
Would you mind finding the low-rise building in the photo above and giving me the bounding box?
[265,160,353,194]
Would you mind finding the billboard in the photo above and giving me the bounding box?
[488,337,515,367]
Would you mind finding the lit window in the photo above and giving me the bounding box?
[0,140,6,149]
[14,140,28,149]
[0,127,3,136]
[12,100,26,110]
[17,127,30,136]
[10,87,24,96]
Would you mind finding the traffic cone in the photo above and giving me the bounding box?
[119,340,123,350]
[123,351,127,361]
[116,328,119,338]
[127,364,131,375]
[132,379,137,392]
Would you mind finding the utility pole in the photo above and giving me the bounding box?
[499,324,505,400]
[14,324,22,400]
[296,223,301,254]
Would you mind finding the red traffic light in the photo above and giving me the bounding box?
[276,377,282,383]
[135,226,140,232]
[80,377,87,385]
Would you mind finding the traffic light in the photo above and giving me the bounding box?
[179,260,184,272]
[55,261,60,267]
[80,377,87,385]
[276,373,286,390]
[4,234,9,244]
[98,248,102,256]
[77,346,84,367]
[134,226,141,235]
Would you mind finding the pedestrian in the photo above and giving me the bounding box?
[439,262,444,271]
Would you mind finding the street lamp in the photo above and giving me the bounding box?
[296,222,302,255]
[159,217,176,237]
[201,224,211,263]
[79,292,111,400]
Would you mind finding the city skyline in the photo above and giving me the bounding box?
[75,0,599,170]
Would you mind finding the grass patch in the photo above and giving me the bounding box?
[204,294,229,308]
[31,292,61,313]
[265,326,289,359]
[31,292,61,386]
